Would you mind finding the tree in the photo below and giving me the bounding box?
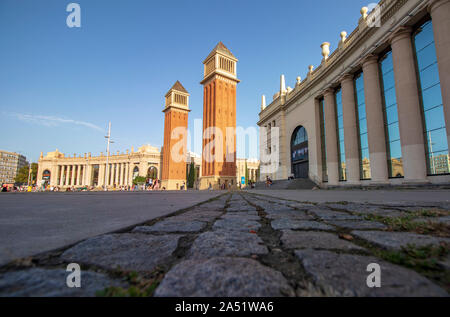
[133,176,146,185]
[15,163,38,184]
[187,162,195,188]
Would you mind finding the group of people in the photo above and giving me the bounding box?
[145,178,160,190]
[1,185,38,192]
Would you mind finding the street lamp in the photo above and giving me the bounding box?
[104,122,114,191]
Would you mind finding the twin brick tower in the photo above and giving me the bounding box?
[161,42,239,190]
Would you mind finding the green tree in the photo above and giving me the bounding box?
[133,176,147,185]
[15,163,38,184]
[187,162,195,188]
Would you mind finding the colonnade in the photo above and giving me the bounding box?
[320,2,450,185]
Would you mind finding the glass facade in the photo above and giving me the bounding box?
[414,20,449,175]
[335,88,346,181]
[380,51,404,177]
[319,98,328,181]
[354,73,371,179]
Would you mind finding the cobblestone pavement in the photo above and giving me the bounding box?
[1,192,449,297]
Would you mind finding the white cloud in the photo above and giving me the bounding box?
[8,112,105,132]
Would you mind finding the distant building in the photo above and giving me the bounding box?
[236,158,259,187]
[37,145,162,189]
[0,150,28,184]
[430,154,450,175]
[161,81,191,190]
[37,145,259,189]
[199,42,239,189]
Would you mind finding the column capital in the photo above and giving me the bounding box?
[428,0,450,13]
[362,54,379,68]
[323,87,335,97]
[389,26,413,45]
[340,73,354,84]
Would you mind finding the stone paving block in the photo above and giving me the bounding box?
[295,249,447,296]
[154,257,295,297]
[213,217,261,232]
[0,268,126,297]
[280,230,364,251]
[309,208,364,221]
[187,230,268,259]
[271,219,334,231]
[351,230,450,251]
[192,205,224,212]
[133,219,207,233]
[288,202,315,210]
[170,210,222,223]
[326,203,408,218]
[265,209,312,220]
[221,212,260,220]
[325,220,388,230]
[227,206,257,212]
[61,233,180,272]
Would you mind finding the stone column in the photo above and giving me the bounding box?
[362,54,389,183]
[110,163,115,187]
[119,163,124,185]
[103,164,108,187]
[76,165,81,186]
[279,109,288,179]
[98,164,105,187]
[314,98,324,182]
[323,88,339,185]
[70,165,76,186]
[50,164,58,186]
[341,74,360,184]
[115,163,120,186]
[125,162,129,186]
[81,165,85,185]
[59,165,64,186]
[65,166,70,186]
[429,0,450,152]
[390,26,428,183]
[128,164,134,186]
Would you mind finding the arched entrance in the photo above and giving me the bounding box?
[291,126,309,178]
[42,170,51,186]
[133,166,139,179]
[147,166,158,180]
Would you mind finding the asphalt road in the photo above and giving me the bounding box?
[0,191,221,266]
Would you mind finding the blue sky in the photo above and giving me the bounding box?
[0,0,369,162]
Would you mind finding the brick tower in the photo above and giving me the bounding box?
[199,42,239,190]
[161,81,190,190]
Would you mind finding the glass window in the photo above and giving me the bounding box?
[414,20,449,175]
[354,73,371,179]
[319,98,328,181]
[380,51,404,177]
[335,88,346,181]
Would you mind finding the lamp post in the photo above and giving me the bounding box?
[104,122,114,191]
